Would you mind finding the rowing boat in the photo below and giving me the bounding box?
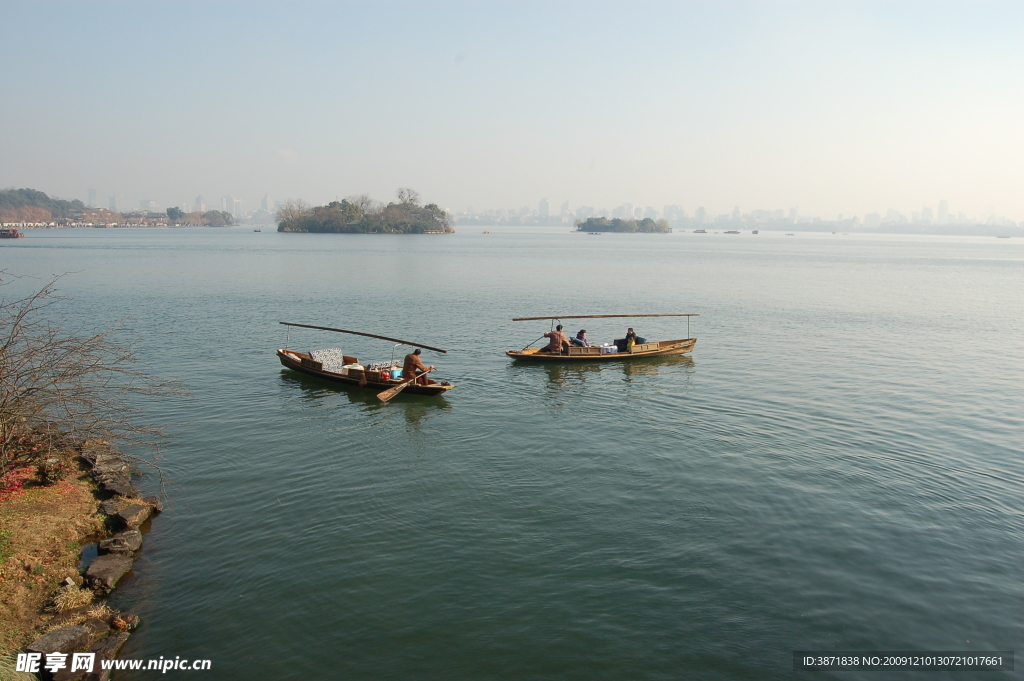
[276,349,453,395]
[505,313,698,362]
[277,322,454,397]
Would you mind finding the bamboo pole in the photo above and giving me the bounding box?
[279,322,448,353]
[512,314,699,321]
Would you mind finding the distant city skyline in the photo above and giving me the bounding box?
[55,186,1018,228]
[2,2,1022,221]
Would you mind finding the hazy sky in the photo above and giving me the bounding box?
[2,1,1022,219]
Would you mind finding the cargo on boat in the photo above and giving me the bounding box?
[506,313,698,362]
[277,322,454,398]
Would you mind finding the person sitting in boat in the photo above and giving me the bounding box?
[403,349,435,385]
[572,329,590,347]
[624,327,638,351]
[540,325,571,353]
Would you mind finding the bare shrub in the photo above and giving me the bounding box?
[0,271,184,478]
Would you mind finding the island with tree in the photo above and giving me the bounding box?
[576,217,672,233]
[276,189,453,234]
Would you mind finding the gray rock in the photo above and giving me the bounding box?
[98,529,142,555]
[85,554,134,592]
[91,457,130,476]
[116,504,151,528]
[26,625,92,654]
[53,631,132,681]
[141,495,163,513]
[84,632,130,681]
[53,667,87,681]
[93,471,137,497]
[81,618,110,636]
[79,440,115,464]
[97,498,125,516]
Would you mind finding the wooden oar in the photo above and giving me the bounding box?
[522,335,546,351]
[377,368,434,403]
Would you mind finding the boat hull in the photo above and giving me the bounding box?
[277,350,453,396]
[506,338,696,362]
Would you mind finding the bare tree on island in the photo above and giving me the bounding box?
[396,188,420,206]
[274,199,311,226]
[0,272,185,480]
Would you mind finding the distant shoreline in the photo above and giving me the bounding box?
[456,221,1024,238]
[3,224,1020,239]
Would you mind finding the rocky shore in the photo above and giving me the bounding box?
[2,440,162,680]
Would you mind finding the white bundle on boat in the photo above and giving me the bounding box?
[310,348,348,373]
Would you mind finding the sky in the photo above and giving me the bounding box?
[1,1,1022,220]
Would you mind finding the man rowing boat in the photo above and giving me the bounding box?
[540,325,571,353]
[403,349,435,385]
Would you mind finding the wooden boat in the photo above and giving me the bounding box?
[506,313,697,362]
[277,322,454,397]
[0,228,25,239]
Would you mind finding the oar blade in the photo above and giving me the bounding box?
[376,381,410,403]
[376,368,433,403]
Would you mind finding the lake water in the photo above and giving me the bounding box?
[3,227,1022,679]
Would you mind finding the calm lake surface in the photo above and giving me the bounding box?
[3,227,1022,679]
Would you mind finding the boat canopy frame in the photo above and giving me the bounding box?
[512,313,699,338]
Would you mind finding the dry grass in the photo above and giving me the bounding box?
[86,603,113,621]
[0,459,103,654]
[0,652,37,680]
[53,584,93,612]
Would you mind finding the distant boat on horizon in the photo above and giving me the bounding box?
[752,230,759,234]
[693,229,707,233]
[724,230,740,234]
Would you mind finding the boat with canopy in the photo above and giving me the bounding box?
[505,314,698,362]
[276,322,454,399]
